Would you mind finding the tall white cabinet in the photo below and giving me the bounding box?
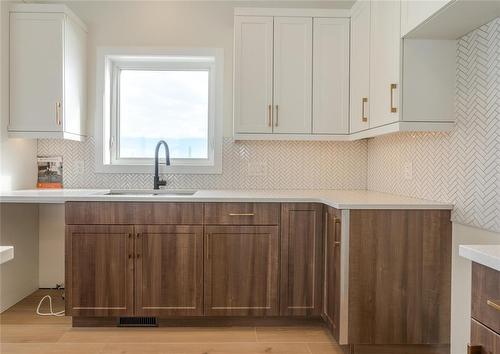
[9,4,87,141]
[233,9,350,140]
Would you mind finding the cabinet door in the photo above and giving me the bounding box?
[323,206,342,341]
[274,17,312,134]
[350,1,371,133]
[204,225,279,316]
[135,225,203,317]
[281,203,323,316]
[348,210,451,344]
[369,0,401,128]
[312,18,349,135]
[471,262,500,333]
[65,225,134,317]
[470,319,499,354]
[234,16,274,134]
[9,13,64,133]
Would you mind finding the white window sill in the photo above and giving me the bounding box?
[95,163,222,175]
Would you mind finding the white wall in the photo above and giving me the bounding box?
[38,204,64,288]
[0,204,39,312]
[451,223,500,354]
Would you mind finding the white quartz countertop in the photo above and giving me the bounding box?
[0,189,453,210]
[459,244,500,272]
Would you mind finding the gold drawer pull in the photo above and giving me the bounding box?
[229,213,255,216]
[55,102,62,126]
[390,83,397,113]
[487,299,500,311]
[362,97,368,122]
[467,345,481,354]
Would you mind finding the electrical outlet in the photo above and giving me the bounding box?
[403,161,413,180]
[74,160,85,175]
[247,162,268,176]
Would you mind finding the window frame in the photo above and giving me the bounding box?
[95,47,223,174]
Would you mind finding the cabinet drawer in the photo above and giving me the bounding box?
[470,319,499,354]
[203,203,280,225]
[472,262,500,333]
[65,202,203,225]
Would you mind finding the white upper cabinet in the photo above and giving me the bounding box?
[233,9,350,140]
[312,18,349,135]
[348,0,455,139]
[349,1,370,134]
[10,13,64,134]
[402,0,499,39]
[369,0,401,128]
[9,4,87,141]
[233,16,274,134]
[401,0,450,37]
[273,17,312,134]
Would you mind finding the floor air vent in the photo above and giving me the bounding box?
[118,317,158,327]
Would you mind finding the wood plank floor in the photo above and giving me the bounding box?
[0,290,343,354]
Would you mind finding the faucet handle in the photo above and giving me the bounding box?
[158,179,167,187]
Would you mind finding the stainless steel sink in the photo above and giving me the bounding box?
[105,189,197,196]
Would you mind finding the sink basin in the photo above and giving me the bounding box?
[105,189,197,196]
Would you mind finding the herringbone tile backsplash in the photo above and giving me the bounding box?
[368,18,500,233]
[38,138,368,190]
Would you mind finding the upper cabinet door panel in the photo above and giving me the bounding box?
[274,17,313,134]
[349,1,371,133]
[234,16,274,134]
[312,18,349,135]
[9,13,64,132]
[369,0,401,128]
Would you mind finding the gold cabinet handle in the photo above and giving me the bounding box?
[487,299,500,311]
[55,102,62,126]
[229,213,255,216]
[467,345,482,354]
[362,97,368,122]
[268,104,273,127]
[333,216,341,247]
[275,105,279,127]
[390,84,397,113]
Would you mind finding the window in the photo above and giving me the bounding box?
[96,48,223,174]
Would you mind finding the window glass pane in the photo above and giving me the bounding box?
[119,69,209,159]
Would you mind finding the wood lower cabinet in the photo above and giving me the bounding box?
[348,209,452,345]
[65,200,452,351]
[469,262,500,354]
[204,225,279,316]
[65,225,134,317]
[472,263,500,333]
[280,203,324,316]
[135,225,203,317]
[322,206,342,340]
